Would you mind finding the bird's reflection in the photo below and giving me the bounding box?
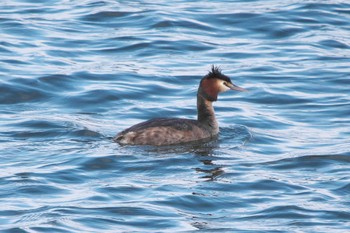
[137,136,225,181]
[191,138,225,181]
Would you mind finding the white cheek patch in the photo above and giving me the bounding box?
[218,82,230,92]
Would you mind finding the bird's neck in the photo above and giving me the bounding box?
[197,87,219,135]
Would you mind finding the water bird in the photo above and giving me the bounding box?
[114,66,246,146]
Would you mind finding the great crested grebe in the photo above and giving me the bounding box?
[114,66,246,146]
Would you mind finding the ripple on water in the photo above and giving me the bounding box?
[1,0,350,232]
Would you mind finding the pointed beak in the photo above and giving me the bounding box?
[226,82,247,92]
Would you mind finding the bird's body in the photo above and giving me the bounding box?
[114,66,246,146]
[116,118,213,146]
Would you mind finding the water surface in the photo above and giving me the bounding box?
[1,0,350,232]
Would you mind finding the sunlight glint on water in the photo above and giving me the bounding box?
[0,0,350,232]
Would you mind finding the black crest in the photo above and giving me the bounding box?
[205,65,231,82]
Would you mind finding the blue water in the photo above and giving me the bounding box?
[1,0,350,232]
